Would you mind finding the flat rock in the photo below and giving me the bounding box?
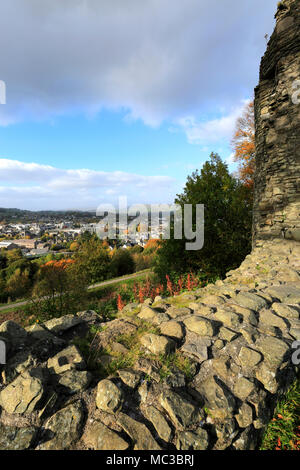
[38,401,84,450]
[238,346,263,368]
[140,333,175,355]
[82,420,129,450]
[272,303,299,319]
[176,428,209,450]
[180,332,211,363]
[116,412,161,450]
[183,316,215,337]
[143,405,172,442]
[234,292,268,311]
[0,369,44,414]
[47,345,86,374]
[0,424,37,450]
[255,336,290,368]
[266,285,300,304]
[117,369,141,388]
[159,321,184,340]
[159,390,199,429]
[57,370,92,394]
[43,314,83,334]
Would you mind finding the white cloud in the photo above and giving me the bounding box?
[0,0,277,128]
[177,102,250,145]
[0,158,177,210]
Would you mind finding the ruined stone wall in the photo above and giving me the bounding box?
[253,0,300,244]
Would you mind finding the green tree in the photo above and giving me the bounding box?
[73,236,111,284]
[154,153,252,280]
[109,248,135,278]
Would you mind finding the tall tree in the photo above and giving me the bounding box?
[231,101,255,188]
[154,153,252,280]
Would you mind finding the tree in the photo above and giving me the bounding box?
[109,248,135,278]
[231,101,255,188]
[73,235,111,284]
[30,259,88,320]
[154,153,252,280]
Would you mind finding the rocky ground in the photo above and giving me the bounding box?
[0,239,299,450]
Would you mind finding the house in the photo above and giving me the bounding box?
[0,241,19,250]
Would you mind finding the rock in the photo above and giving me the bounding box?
[47,345,86,374]
[0,424,37,450]
[137,381,149,403]
[235,403,253,428]
[259,309,289,330]
[38,401,84,450]
[219,327,238,342]
[180,332,211,363]
[255,362,278,394]
[26,323,63,342]
[117,369,141,388]
[233,377,255,401]
[213,419,239,450]
[159,390,199,429]
[140,334,175,355]
[121,303,139,314]
[143,406,172,442]
[255,336,290,368]
[110,342,129,354]
[234,292,268,311]
[272,303,299,319]
[159,321,184,340]
[0,321,28,353]
[214,309,242,329]
[176,428,209,450]
[138,306,158,321]
[166,306,192,318]
[0,369,44,414]
[57,370,92,394]
[43,315,83,334]
[1,350,36,384]
[76,310,99,323]
[195,376,235,420]
[238,346,263,368]
[201,294,226,306]
[232,426,257,450]
[183,316,215,337]
[82,420,129,450]
[266,285,300,304]
[96,379,123,413]
[188,304,214,316]
[117,412,161,450]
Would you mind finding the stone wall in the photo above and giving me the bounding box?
[253,0,300,244]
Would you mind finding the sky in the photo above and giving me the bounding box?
[0,0,278,211]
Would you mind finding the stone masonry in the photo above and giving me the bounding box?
[253,0,300,244]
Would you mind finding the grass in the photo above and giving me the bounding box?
[260,377,300,450]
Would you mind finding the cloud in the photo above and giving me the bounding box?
[0,159,177,210]
[0,0,277,127]
[177,101,250,145]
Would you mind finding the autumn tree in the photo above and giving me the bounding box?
[232,101,255,188]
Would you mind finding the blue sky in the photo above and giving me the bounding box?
[0,0,278,210]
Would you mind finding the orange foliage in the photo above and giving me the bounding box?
[43,259,75,271]
[231,101,255,188]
